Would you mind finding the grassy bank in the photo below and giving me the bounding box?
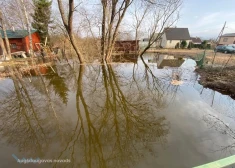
[196,66,235,99]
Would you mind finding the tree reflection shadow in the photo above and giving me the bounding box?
[54,64,170,168]
[0,62,176,168]
[203,114,235,153]
[0,71,71,158]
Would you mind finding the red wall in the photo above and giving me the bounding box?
[0,32,41,55]
[0,38,23,54]
[114,40,139,53]
[22,32,41,53]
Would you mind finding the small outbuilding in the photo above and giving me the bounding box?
[0,29,40,55]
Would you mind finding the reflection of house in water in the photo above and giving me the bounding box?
[22,59,56,76]
[112,54,138,63]
[29,66,49,76]
[148,55,185,69]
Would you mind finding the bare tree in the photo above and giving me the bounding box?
[136,0,182,57]
[101,0,107,60]
[99,0,182,62]
[130,1,149,54]
[57,0,84,63]
[101,0,134,61]
[0,0,32,29]
[0,9,12,60]
[18,0,34,56]
[44,0,182,63]
[0,35,8,60]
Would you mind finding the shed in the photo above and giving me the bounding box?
[0,29,40,55]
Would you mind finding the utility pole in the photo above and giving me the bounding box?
[212,21,226,66]
[215,21,226,45]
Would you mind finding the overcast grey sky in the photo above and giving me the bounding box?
[177,0,235,39]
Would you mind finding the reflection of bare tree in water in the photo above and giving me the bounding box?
[138,57,181,106]
[0,61,177,168]
[0,72,70,158]
[199,88,235,120]
[203,114,235,153]
[54,64,169,168]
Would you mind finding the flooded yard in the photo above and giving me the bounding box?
[0,54,235,168]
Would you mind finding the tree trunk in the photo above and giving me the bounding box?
[0,9,11,60]
[19,0,33,56]
[101,0,107,60]
[57,0,84,63]
[101,0,133,62]
[2,26,11,57]
[0,35,8,60]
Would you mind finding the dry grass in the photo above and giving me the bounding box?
[147,48,203,57]
[205,51,235,67]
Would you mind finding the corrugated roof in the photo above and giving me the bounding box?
[165,28,191,40]
[0,30,37,39]
[221,33,235,37]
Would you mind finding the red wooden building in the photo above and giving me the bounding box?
[114,40,139,53]
[0,29,40,55]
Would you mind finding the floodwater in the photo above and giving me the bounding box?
[0,54,235,168]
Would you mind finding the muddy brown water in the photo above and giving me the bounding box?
[0,54,235,168]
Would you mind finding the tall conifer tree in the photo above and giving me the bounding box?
[31,0,52,43]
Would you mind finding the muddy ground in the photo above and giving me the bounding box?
[196,66,235,99]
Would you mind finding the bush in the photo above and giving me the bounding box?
[201,40,207,49]
[188,42,193,49]
[206,44,211,49]
[181,40,187,49]
[175,42,180,49]
[193,44,201,49]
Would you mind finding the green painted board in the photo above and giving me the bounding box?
[193,155,235,168]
